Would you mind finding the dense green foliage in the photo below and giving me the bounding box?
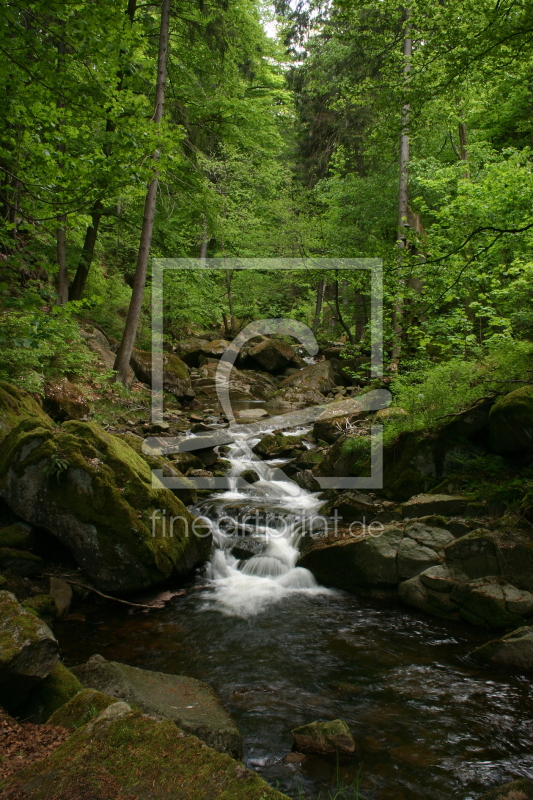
[1,0,533,390]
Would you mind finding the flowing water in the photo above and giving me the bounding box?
[55,423,533,800]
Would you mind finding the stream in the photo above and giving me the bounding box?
[55,421,533,800]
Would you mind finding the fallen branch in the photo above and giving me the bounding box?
[45,576,153,609]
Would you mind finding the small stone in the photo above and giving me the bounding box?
[149,421,170,433]
[49,577,73,618]
[283,752,306,764]
[291,719,357,758]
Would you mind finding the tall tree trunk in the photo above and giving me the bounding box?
[334,279,354,345]
[390,7,412,370]
[312,278,325,333]
[55,29,68,305]
[354,293,367,341]
[69,201,103,300]
[199,217,208,260]
[69,1,137,301]
[225,267,235,337]
[9,179,20,243]
[113,0,171,385]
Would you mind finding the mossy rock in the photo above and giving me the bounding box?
[0,381,50,445]
[0,418,211,593]
[47,687,117,730]
[130,349,194,400]
[14,661,83,723]
[252,432,303,459]
[1,707,289,800]
[313,434,371,479]
[0,590,58,709]
[22,594,56,621]
[0,521,34,549]
[43,378,90,422]
[0,547,44,577]
[489,386,533,455]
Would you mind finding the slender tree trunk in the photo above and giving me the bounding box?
[354,293,367,341]
[69,1,137,301]
[458,121,469,180]
[69,201,103,300]
[55,30,68,305]
[225,267,235,337]
[199,217,208,260]
[9,179,20,243]
[312,279,325,333]
[390,7,412,370]
[334,279,354,345]
[113,0,171,385]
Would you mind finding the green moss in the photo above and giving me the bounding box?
[0,522,33,549]
[489,386,533,454]
[22,594,56,620]
[15,662,83,723]
[0,590,55,667]
[2,710,289,799]
[0,381,51,444]
[0,420,210,592]
[47,688,117,730]
[0,548,44,576]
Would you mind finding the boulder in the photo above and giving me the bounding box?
[291,719,357,758]
[404,520,454,550]
[297,525,403,590]
[278,360,336,395]
[47,687,117,729]
[450,577,526,628]
[489,386,533,455]
[0,418,211,593]
[247,338,295,373]
[176,338,211,367]
[402,493,465,518]
[472,626,533,671]
[0,521,34,549]
[130,349,194,400]
[2,704,288,800]
[0,590,59,709]
[72,656,243,759]
[43,378,89,422]
[252,432,304,459]
[0,381,50,445]
[14,660,83,722]
[313,434,371,479]
[0,547,43,576]
[444,529,501,580]
[399,574,461,619]
[22,594,56,622]
[200,339,232,359]
[397,537,442,581]
[320,492,378,522]
[478,779,533,800]
[191,362,277,402]
[312,403,365,444]
[271,386,327,409]
[49,577,73,618]
[419,564,468,592]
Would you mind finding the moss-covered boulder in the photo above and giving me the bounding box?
[247,338,295,374]
[444,529,501,580]
[22,594,56,622]
[312,405,365,444]
[0,547,43,576]
[130,349,194,400]
[291,719,357,758]
[47,687,118,729]
[0,521,34,549]
[252,432,303,459]
[0,381,50,445]
[43,378,90,422]
[1,704,288,800]
[278,360,335,394]
[489,386,533,455]
[14,661,83,723]
[471,626,533,670]
[297,525,403,591]
[0,418,211,592]
[313,434,371,479]
[71,656,243,759]
[0,590,58,709]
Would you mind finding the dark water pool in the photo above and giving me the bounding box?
[55,584,533,800]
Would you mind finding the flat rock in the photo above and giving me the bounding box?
[402,493,465,518]
[71,656,242,759]
[0,590,59,709]
[419,564,468,592]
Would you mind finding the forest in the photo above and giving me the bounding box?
[1,2,533,800]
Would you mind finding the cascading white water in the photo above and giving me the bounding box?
[197,425,332,617]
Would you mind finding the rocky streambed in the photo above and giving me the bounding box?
[2,329,533,799]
